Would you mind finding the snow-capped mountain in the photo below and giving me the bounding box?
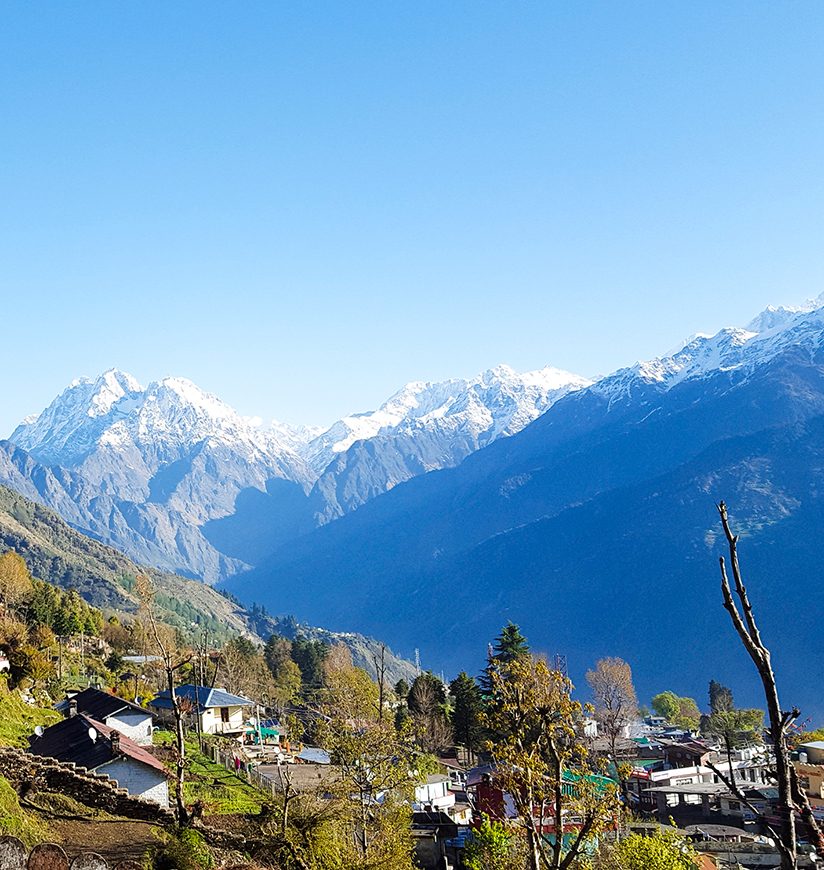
[593,294,824,405]
[302,365,590,476]
[8,294,824,586]
[4,362,588,578]
[304,365,591,520]
[12,370,309,494]
[227,293,824,720]
[7,371,313,581]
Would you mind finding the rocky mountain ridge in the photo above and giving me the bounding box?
[0,483,415,683]
[5,363,588,578]
[223,296,824,717]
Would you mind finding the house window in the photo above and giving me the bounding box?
[220,707,230,723]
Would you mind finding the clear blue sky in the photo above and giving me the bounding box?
[2,2,824,433]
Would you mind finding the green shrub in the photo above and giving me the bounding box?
[151,828,214,870]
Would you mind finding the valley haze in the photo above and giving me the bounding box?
[3,294,823,717]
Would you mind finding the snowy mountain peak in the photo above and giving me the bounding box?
[10,369,144,463]
[745,293,824,334]
[145,376,242,426]
[594,295,824,404]
[301,363,592,475]
[9,370,310,483]
[88,369,144,416]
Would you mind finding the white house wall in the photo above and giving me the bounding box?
[200,705,245,735]
[106,711,153,746]
[97,758,169,807]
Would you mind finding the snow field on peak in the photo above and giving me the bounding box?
[593,295,824,404]
[298,364,592,475]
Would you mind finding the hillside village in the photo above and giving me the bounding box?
[1,527,823,870]
[5,2,824,867]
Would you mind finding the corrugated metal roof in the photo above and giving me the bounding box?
[149,684,253,713]
[56,688,153,721]
[297,747,331,764]
[29,714,167,776]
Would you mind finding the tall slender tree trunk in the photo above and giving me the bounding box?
[717,503,797,869]
[168,669,189,824]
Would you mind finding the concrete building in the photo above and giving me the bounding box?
[795,742,824,823]
[414,774,455,813]
[628,746,771,814]
[149,684,253,735]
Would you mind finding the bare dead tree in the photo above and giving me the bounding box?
[372,644,387,722]
[136,575,193,824]
[586,657,637,762]
[715,502,824,869]
[269,762,300,837]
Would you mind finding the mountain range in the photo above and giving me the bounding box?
[3,297,824,714]
[228,297,824,715]
[3,363,587,580]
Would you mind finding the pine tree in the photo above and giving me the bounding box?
[450,671,484,752]
[493,622,529,662]
[709,679,734,714]
[481,622,529,692]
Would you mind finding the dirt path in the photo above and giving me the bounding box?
[48,819,161,864]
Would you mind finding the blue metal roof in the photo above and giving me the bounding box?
[297,746,331,764]
[149,684,253,713]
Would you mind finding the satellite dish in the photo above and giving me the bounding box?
[34,725,44,737]
[88,727,97,743]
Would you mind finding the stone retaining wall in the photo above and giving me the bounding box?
[0,747,175,825]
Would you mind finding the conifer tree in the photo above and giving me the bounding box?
[450,671,484,752]
[492,622,529,662]
[481,622,529,693]
[709,679,734,714]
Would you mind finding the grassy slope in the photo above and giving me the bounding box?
[154,730,267,815]
[0,484,253,640]
[0,777,51,846]
[0,483,418,678]
[0,679,60,748]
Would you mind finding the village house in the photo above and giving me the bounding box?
[29,711,169,806]
[56,688,155,746]
[467,763,617,834]
[628,744,771,817]
[658,737,715,770]
[717,785,779,822]
[794,741,824,824]
[149,684,253,735]
[436,755,468,791]
[414,773,456,813]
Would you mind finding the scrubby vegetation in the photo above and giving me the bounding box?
[0,776,51,846]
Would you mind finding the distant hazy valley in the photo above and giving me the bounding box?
[4,297,824,714]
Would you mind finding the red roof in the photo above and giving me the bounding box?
[87,717,169,777]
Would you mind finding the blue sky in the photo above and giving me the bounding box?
[2,2,824,432]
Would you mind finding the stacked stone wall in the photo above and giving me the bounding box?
[0,747,174,825]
